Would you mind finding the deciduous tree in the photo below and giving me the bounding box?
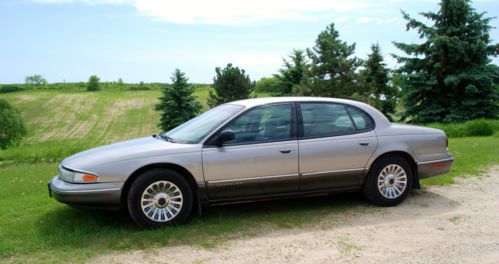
[87,75,101,91]
[25,75,47,89]
[0,99,27,149]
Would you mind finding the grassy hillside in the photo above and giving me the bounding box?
[0,89,497,263]
[0,88,209,164]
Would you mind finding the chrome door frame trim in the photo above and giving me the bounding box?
[207,173,299,184]
[301,168,365,177]
[207,168,366,184]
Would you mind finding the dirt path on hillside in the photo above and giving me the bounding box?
[93,167,499,264]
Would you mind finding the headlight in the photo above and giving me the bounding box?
[59,166,99,183]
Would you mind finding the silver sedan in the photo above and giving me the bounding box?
[49,97,453,228]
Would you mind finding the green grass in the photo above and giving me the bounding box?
[421,136,499,185]
[0,163,361,263]
[424,119,499,138]
[0,90,497,263]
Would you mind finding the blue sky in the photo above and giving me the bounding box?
[1,0,498,84]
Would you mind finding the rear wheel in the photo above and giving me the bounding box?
[127,168,193,228]
[363,156,413,206]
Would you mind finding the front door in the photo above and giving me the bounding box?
[202,103,299,200]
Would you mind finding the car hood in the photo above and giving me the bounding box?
[61,136,199,171]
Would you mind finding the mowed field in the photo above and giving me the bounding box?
[0,89,497,263]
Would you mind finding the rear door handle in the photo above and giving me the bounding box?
[359,141,370,146]
[279,149,292,154]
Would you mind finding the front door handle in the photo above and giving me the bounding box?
[279,149,292,154]
[359,141,370,146]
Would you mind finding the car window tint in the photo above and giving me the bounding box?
[347,106,374,130]
[224,104,293,144]
[300,103,355,137]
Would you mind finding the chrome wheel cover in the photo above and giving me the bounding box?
[140,181,183,222]
[377,164,407,199]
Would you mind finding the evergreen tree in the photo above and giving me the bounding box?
[275,49,308,95]
[295,23,360,98]
[361,44,398,120]
[394,0,498,123]
[208,63,254,108]
[155,69,202,131]
[87,75,100,91]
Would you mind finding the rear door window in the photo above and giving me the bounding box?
[299,103,356,137]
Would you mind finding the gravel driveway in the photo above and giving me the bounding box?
[93,166,499,264]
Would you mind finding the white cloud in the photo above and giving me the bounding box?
[32,0,373,24]
[32,0,130,4]
[134,0,371,24]
[356,16,401,25]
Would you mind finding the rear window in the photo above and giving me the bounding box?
[347,106,374,131]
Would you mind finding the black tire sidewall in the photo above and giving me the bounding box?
[127,168,193,228]
[364,156,413,206]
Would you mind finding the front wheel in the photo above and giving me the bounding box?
[363,156,413,206]
[127,168,193,228]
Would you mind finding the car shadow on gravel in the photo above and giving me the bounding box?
[35,188,459,250]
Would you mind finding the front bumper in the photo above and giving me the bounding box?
[48,176,123,209]
[417,158,454,179]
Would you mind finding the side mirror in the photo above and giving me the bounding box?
[216,129,235,147]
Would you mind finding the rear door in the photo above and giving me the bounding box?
[297,103,378,191]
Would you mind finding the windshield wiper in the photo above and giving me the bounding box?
[158,133,176,143]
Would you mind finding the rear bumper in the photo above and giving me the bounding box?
[48,176,123,210]
[417,158,454,179]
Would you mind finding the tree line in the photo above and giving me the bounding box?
[1,0,497,148]
[157,0,498,131]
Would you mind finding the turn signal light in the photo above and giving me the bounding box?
[82,174,98,182]
[73,172,99,183]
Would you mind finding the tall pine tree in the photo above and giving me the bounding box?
[361,44,398,120]
[394,0,498,123]
[295,23,360,98]
[155,69,201,131]
[275,49,308,95]
[207,63,254,108]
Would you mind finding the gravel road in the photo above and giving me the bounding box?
[93,166,499,264]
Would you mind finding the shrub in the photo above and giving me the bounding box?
[255,77,283,94]
[425,119,498,138]
[0,85,24,93]
[0,99,28,149]
[464,119,495,137]
[129,86,151,91]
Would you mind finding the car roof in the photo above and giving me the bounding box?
[229,97,392,128]
[230,97,360,107]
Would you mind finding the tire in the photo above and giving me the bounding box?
[127,168,193,228]
[363,156,413,206]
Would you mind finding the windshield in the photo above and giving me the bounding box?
[162,104,245,144]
